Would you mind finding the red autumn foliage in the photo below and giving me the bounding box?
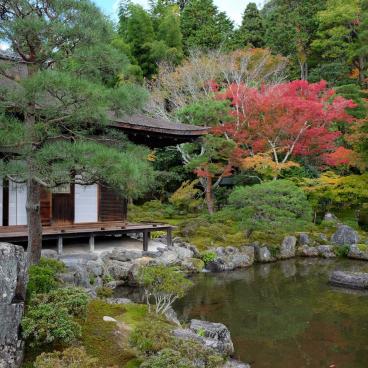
[212,80,356,167]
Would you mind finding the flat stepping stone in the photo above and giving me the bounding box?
[329,271,368,290]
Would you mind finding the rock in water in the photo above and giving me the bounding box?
[348,245,368,261]
[331,225,359,245]
[190,319,234,355]
[317,245,336,258]
[280,236,297,259]
[223,359,251,368]
[0,243,26,368]
[329,271,368,290]
[297,245,319,257]
[254,245,275,263]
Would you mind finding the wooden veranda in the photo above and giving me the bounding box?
[0,221,173,254]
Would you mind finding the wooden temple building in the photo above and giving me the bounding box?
[0,49,207,252]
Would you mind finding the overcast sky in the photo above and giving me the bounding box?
[94,0,265,25]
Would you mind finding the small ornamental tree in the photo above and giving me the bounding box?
[214,80,357,176]
[137,265,192,315]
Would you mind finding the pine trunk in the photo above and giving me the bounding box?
[26,176,42,265]
[25,63,42,265]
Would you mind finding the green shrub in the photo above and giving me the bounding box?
[169,180,202,213]
[129,319,174,356]
[334,245,350,258]
[31,288,90,319]
[137,265,192,315]
[22,303,81,347]
[96,287,113,299]
[27,258,65,297]
[38,257,66,273]
[34,347,100,368]
[357,243,368,252]
[140,349,196,368]
[229,180,313,232]
[200,251,217,265]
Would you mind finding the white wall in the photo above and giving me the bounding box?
[9,181,27,225]
[74,184,98,223]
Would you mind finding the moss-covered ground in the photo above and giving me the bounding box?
[80,300,149,368]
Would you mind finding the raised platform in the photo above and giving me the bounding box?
[0,221,173,253]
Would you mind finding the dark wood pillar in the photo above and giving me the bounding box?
[143,230,150,252]
[167,228,172,247]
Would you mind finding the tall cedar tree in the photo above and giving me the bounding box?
[312,0,365,86]
[120,2,183,77]
[235,3,265,49]
[263,0,326,80]
[0,0,154,265]
[180,0,234,52]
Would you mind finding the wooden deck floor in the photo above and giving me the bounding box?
[0,221,173,252]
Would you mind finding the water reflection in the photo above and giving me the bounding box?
[174,259,368,368]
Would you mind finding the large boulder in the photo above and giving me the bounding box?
[223,360,251,368]
[279,236,296,259]
[106,249,143,263]
[298,233,310,246]
[317,245,336,258]
[171,245,194,260]
[329,271,368,290]
[155,250,180,266]
[240,246,255,264]
[0,243,26,368]
[104,260,134,281]
[297,245,319,257]
[348,244,368,261]
[331,225,359,246]
[190,319,234,356]
[174,319,234,356]
[206,247,253,272]
[254,245,276,263]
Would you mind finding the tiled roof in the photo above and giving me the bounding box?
[110,112,208,136]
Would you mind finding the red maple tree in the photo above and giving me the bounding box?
[211,80,356,172]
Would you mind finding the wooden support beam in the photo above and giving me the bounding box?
[143,230,150,252]
[57,236,63,255]
[89,234,95,252]
[167,228,172,247]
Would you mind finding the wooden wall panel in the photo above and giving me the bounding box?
[52,185,74,225]
[40,187,51,226]
[99,186,127,222]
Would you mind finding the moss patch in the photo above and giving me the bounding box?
[80,300,136,367]
[117,303,148,328]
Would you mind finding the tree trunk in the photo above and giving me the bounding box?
[205,177,215,215]
[26,176,42,265]
[358,56,366,87]
[25,63,42,265]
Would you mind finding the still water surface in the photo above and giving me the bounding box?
[174,259,368,368]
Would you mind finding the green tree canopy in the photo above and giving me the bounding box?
[234,3,265,49]
[263,0,326,80]
[311,0,365,85]
[0,0,154,264]
[180,0,234,52]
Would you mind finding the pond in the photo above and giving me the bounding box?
[174,259,368,368]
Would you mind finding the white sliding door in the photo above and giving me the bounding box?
[74,184,98,223]
[9,181,27,225]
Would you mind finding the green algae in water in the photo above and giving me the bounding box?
[175,259,368,368]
